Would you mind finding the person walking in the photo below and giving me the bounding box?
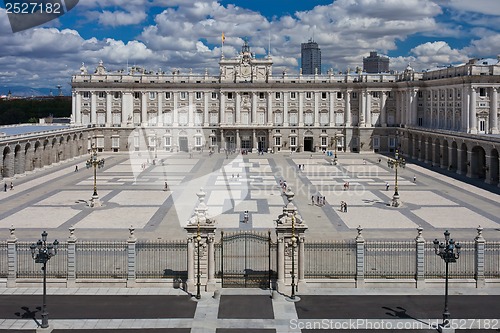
[3,183,6,192]
[386,182,390,191]
[10,182,13,190]
[344,202,348,212]
[75,165,78,172]
[413,175,417,183]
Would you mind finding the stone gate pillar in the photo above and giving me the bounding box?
[276,189,308,293]
[185,189,216,296]
[7,226,17,288]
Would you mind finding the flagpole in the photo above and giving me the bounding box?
[221,32,225,58]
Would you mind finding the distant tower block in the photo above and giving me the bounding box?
[363,51,390,73]
[301,39,321,75]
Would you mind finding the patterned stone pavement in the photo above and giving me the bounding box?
[0,150,499,242]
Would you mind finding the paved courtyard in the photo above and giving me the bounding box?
[0,151,499,242]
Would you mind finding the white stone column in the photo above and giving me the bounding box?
[122,92,133,127]
[359,91,365,127]
[429,89,434,128]
[395,91,402,125]
[157,92,163,126]
[251,92,257,124]
[490,87,499,134]
[470,87,477,133]
[141,92,147,126]
[314,92,319,126]
[173,92,179,126]
[267,92,273,125]
[329,91,335,126]
[411,89,418,126]
[220,93,226,124]
[365,91,372,127]
[75,92,82,125]
[345,90,351,126]
[298,92,304,126]
[207,235,215,290]
[203,91,209,127]
[462,86,469,132]
[235,92,241,124]
[283,92,289,126]
[381,91,387,127]
[188,92,194,127]
[90,91,97,124]
[106,91,112,126]
[277,237,285,289]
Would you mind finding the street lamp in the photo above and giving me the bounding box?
[195,220,202,299]
[30,231,59,329]
[433,230,461,328]
[289,215,297,300]
[387,149,405,207]
[86,142,105,206]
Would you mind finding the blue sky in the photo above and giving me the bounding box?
[1,0,500,94]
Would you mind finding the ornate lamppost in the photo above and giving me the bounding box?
[195,219,202,299]
[433,230,461,329]
[332,133,343,165]
[30,231,59,329]
[86,143,105,207]
[387,149,405,207]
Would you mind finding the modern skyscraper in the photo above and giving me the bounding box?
[363,51,390,73]
[301,39,321,75]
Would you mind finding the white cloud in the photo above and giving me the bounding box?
[438,0,500,15]
[0,0,499,91]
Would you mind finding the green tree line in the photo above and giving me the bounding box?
[0,97,71,125]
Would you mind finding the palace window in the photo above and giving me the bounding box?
[372,92,379,98]
[306,92,312,99]
[164,136,171,147]
[195,92,202,100]
[321,92,327,99]
[337,92,343,99]
[211,92,218,99]
[97,91,106,99]
[227,92,233,100]
[290,136,296,146]
[259,92,265,99]
[134,92,141,99]
[290,92,297,99]
[82,92,90,99]
[352,92,358,99]
[479,88,486,97]
[165,92,171,99]
[180,92,187,100]
[275,92,281,99]
[149,92,156,100]
[113,92,121,99]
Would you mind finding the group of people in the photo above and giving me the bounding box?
[340,201,348,212]
[311,195,326,206]
[343,182,350,190]
[297,164,305,170]
[4,182,13,191]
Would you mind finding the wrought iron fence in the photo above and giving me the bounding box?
[365,241,416,279]
[76,241,127,279]
[304,241,356,279]
[425,240,475,279]
[0,241,7,278]
[135,240,187,279]
[485,241,500,278]
[16,241,68,278]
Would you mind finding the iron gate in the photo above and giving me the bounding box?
[217,230,276,288]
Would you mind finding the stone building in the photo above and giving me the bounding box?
[66,41,500,184]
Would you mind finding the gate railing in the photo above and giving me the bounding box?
[217,230,276,288]
[4,226,500,288]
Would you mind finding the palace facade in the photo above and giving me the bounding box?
[68,41,500,184]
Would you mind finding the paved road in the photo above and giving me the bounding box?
[1,293,500,332]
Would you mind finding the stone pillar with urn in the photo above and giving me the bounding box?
[276,188,308,294]
[185,189,216,296]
